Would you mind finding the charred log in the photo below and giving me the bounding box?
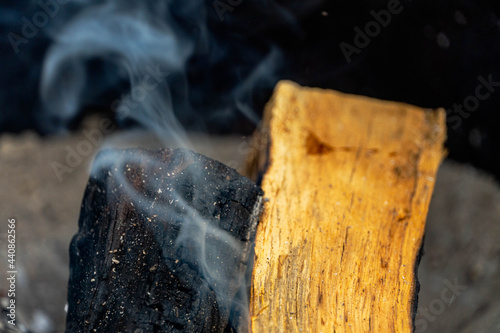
[66,148,263,332]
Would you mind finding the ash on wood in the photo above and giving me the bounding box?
[66,148,263,332]
[246,81,446,332]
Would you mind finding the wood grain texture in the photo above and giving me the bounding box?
[247,81,446,332]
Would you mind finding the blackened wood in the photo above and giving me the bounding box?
[66,148,263,332]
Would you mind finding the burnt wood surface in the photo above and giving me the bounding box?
[66,148,263,332]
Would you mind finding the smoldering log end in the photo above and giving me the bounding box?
[66,148,263,332]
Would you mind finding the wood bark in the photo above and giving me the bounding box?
[66,148,263,332]
[247,81,446,332]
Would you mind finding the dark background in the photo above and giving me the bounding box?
[1,0,499,179]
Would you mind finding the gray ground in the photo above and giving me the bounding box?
[0,117,499,332]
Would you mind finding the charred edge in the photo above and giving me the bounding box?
[255,133,271,187]
[226,194,264,333]
[411,234,425,331]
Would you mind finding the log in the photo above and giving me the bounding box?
[66,148,263,332]
[247,81,446,332]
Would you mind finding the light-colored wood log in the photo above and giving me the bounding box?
[247,81,446,332]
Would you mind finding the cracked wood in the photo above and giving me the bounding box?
[246,81,446,332]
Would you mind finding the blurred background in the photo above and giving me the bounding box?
[0,0,499,332]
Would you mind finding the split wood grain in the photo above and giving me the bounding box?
[247,81,446,332]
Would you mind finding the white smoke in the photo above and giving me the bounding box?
[40,1,285,329]
[40,1,197,144]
